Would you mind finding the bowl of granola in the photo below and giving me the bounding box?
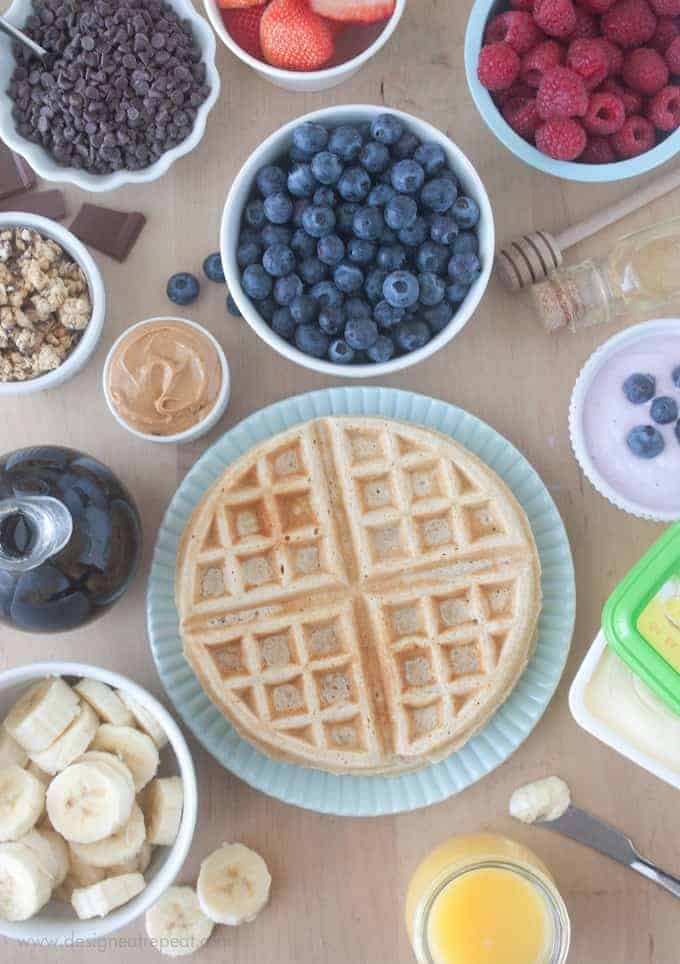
[0,214,105,395]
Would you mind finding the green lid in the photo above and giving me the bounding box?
[603,523,680,717]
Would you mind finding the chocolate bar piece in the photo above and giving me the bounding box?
[70,204,146,262]
[0,144,36,200]
[0,190,66,220]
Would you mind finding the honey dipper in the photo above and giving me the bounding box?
[496,165,680,291]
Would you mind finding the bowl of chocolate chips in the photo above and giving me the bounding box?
[0,0,220,192]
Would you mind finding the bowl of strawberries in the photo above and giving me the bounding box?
[204,0,406,91]
[465,0,680,181]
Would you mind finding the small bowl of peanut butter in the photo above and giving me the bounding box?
[103,317,230,444]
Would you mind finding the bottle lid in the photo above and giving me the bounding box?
[602,522,680,716]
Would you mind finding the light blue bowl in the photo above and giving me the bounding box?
[465,0,680,183]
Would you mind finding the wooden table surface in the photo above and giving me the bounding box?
[2,1,679,961]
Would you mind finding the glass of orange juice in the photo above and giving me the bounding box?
[405,834,570,964]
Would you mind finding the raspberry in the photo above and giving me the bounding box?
[610,113,656,154]
[649,0,680,13]
[567,38,610,88]
[535,116,587,157]
[622,46,669,92]
[536,66,589,117]
[581,134,618,161]
[502,93,541,138]
[596,38,624,75]
[568,8,599,38]
[602,0,657,47]
[650,15,680,52]
[578,0,616,11]
[600,77,644,112]
[647,83,680,127]
[477,42,521,90]
[484,11,545,54]
[492,81,535,106]
[520,40,565,86]
[666,35,680,71]
[583,91,626,132]
[534,0,577,37]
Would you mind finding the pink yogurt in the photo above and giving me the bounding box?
[581,331,680,516]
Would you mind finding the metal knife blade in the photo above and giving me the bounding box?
[541,805,638,867]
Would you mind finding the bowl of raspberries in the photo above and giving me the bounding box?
[221,106,494,376]
[465,0,680,180]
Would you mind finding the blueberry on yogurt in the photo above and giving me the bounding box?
[626,425,665,459]
[622,373,656,404]
[650,396,679,425]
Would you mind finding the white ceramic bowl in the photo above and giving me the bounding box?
[221,105,495,379]
[0,660,198,945]
[0,0,220,192]
[203,0,406,92]
[0,213,106,396]
[103,316,231,444]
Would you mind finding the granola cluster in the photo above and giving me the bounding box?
[0,227,92,382]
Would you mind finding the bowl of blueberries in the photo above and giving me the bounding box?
[221,106,494,376]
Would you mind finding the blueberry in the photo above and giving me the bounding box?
[290,294,318,325]
[203,252,225,283]
[338,167,372,203]
[292,122,329,156]
[353,206,384,241]
[358,122,372,141]
[239,226,262,246]
[395,320,431,352]
[414,142,446,175]
[242,264,272,301]
[312,151,343,186]
[377,244,407,271]
[319,306,344,336]
[418,272,446,306]
[626,425,665,459]
[166,271,199,306]
[430,215,459,246]
[273,273,303,305]
[263,244,295,278]
[271,306,296,340]
[421,177,457,213]
[227,292,241,317]
[295,323,329,358]
[385,195,418,231]
[310,280,344,310]
[452,231,479,255]
[288,164,317,199]
[622,373,656,405]
[302,204,337,238]
[374,300,404,329]
[347,239,376,265]
[329,125,363,161]
[360,141,391,174]
[380,225,398,244]
[328,339,355,364]
[262,224,292,247]
[446,281,470,303]
[290,230,316,262]
[651,396,678,424]
[365,268,388,304]
[391,159,426,194]
[370,113,404,146]
[318,234,346,266]
[334,262,364,294]
[398,217,428,247]
[313,187,336,207]
[289,145,311,163]
[448,252,481,285]
[258,298,276,322]
[392,130,420,159]
[451,195,480,229]
[424,301,453,332]
[244,199,266,228]
[368,183,397,207]
[264,192,293,225]
[345,316,378,350]
[237,240,262,268]
[336,202,360,235]
[345,297,372,321]
[673,365,680,388]
[367,335,395,363]
[292,199,311,227]
[256,165,287,197]
[299,257,328,285]
[416,241,449,274]
[383,270,420,308]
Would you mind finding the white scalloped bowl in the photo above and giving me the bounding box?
[0,0,220,192]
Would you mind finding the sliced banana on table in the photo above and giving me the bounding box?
[30,703,99,776]
[71,871,146,920]
[145,885,214,958]
[0,841,53,921]
[17,828,69,888]
[46,760,135,844]
[0,765,45,842]
[0,726,28,768]
[4,678,80,753]
[74,679,134,727]
[144,777,184,847]
[91,724,159,792]
[197,843,271,926]
[70,802,146,869]
[116,691,169,750]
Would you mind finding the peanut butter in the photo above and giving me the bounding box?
[108,320,222,436]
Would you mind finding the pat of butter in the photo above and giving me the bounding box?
[509,777,571,824]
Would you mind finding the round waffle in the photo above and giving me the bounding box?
[175,417,541,776]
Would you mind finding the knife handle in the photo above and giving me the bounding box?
[631,859,680,899]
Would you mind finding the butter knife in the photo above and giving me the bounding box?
[539,805,680,900]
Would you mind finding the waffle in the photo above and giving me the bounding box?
[176,417,541,776]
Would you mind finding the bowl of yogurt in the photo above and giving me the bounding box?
[570,319,680,521]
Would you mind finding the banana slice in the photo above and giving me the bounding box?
[0,726,28,768]
[70,802,145,869]
[71,871,145,920]
[5,678,80,753]
[17,828,69,887]
[77,750,136,794]
[144,777,183,847]
[26,762,51,787]
[30,703,98,775]
[145,885,214,957]
[0,841,53,921]
[117,691,169,749]
[107,838,153,876]
[0,765,45,842]
[197,843,271,926]
[91,724,159,792]
[46,760,134,844]
[74,679,134,727]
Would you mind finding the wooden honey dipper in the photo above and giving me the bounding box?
[496,165,680,291]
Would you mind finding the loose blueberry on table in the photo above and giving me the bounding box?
[235,114,483,366]
[622,366,680,459]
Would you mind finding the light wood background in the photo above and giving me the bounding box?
[2,1,679,961]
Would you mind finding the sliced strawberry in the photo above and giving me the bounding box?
[261,0,335,70]
[218,0,265,7]
[223,4,268,59]
[310,0,396,23]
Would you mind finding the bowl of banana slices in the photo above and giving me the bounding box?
[0,661,197,945]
